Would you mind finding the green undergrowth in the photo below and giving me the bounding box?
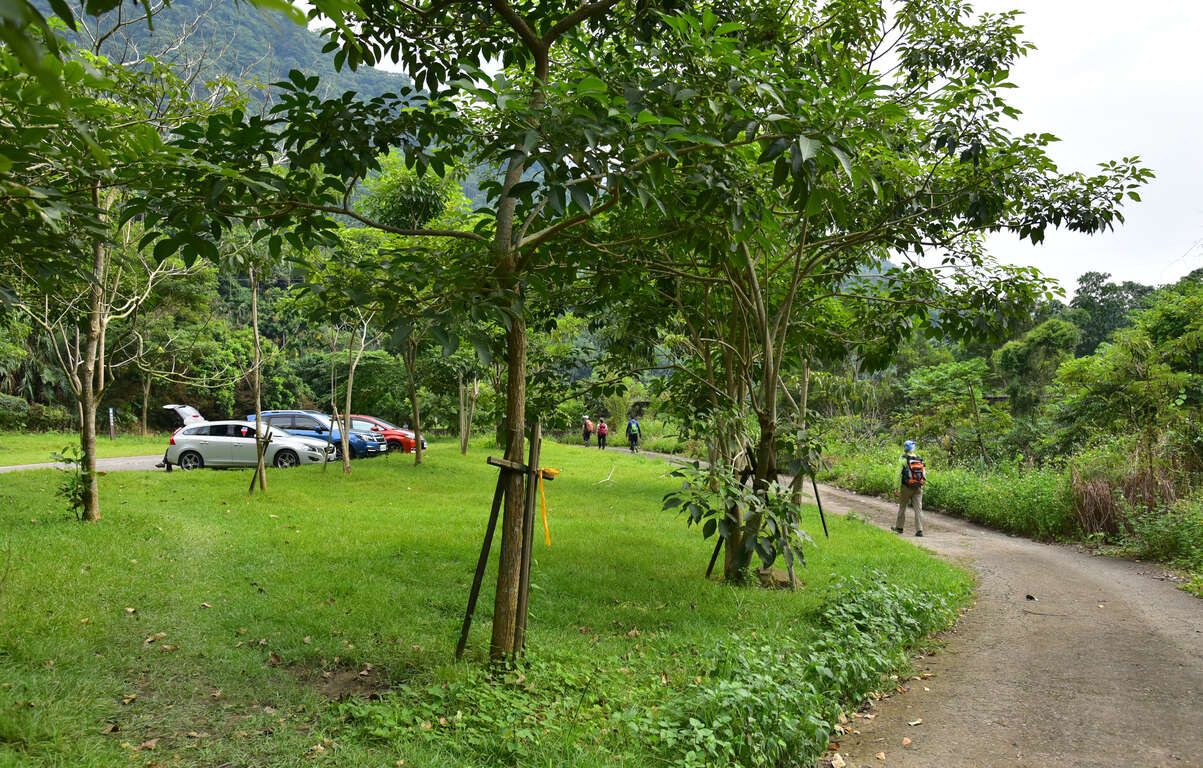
[0,430,166,466]
[0,439,969,767]
[819,443,1077,540]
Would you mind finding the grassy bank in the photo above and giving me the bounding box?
[0,431,166,466]
[1,441,970,767]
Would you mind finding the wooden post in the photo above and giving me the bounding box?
[512,421,541,657]
[810,474,829,538]
[455,472,507,660]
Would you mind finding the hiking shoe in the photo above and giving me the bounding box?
[915,531,924,537]
[891,527,903,534]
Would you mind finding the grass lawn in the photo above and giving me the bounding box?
[0,439,971,767]
[0,431,166,466]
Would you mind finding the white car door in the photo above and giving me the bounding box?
[224,422,260,465]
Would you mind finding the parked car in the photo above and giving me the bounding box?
[346,414,427,453]
[165,420,335,470]
[247,410,386,459]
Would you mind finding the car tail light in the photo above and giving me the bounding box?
[169,435,175,445]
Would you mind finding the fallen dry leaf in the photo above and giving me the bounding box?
[124,607,136,615]
[100,723,119,734]
[907,718,923,726]
[200,603,212,609]
[269,652,283,666]
[121,693,137,705]
[144,632,166,645]
[303,636,311,644]
[902,737,912,746]
[875,752,886,760]
[159,644,178,653]
[830,753,847,768]
[626,627,640,638]
[80,618,89,624]
[139,738,159,750]
[660,672,669,686]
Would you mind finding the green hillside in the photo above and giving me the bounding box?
[58,0,411,101]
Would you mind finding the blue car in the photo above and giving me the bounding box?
[246,410,386,459]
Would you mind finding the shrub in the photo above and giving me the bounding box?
[0,393,29,429]
[1121,497,1203,568]
[627,573,961,768]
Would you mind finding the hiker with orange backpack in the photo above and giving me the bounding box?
[894,439,925,536]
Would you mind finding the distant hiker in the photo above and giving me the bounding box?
[894,439,925,536]
[582,417,594,445]
[626,417,641,452]
[597,420,608,450]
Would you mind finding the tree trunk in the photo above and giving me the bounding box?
[250,266,267,492]
[403,338,423,465]
[79,387,100,521]
[340,342,354,474]
[139,373,151,437]
[458,372,480,455]
[489,314,527,660]
[78,236,106,522]
[458,372,467,454]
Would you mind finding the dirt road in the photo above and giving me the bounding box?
[813,483,1203,768]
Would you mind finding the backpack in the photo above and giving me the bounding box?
[585,419,593,432]
[598,423,607,436]
[628,420,640,436]
[901,455,926,488]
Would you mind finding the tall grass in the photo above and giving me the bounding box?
[819,442,1078,540]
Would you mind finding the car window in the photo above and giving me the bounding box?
[294,416,322,430]
[266,415,292,429]
[351,419,374,431]
[182,426,206,435]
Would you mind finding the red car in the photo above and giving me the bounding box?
[346,415,426,453]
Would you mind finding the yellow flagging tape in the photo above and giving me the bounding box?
[539,468,561,546]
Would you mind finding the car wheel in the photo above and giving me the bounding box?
[178,451,204,471]
[388,441,403,453]
[330,444,343,461]
[274,449,299,469]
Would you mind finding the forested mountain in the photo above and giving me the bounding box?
[52,0,411,102]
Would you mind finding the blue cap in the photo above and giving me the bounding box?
[904,440,917,452]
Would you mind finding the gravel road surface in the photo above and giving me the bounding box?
[814,483,1202,768]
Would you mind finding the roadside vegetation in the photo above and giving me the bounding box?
[809,274,1203,596]
[0,442,968,767]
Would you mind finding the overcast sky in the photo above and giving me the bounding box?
[974,0,1203,296]
[364,2,1201,298]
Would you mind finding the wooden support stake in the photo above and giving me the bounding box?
[487,456,526,473]
[455,471,508,660]
[810,474,829,538]
[512,421,541,657]
[705,537,723,579]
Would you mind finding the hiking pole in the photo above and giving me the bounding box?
[810,474,829,538]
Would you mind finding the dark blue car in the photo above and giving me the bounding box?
[246,410,385,459]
